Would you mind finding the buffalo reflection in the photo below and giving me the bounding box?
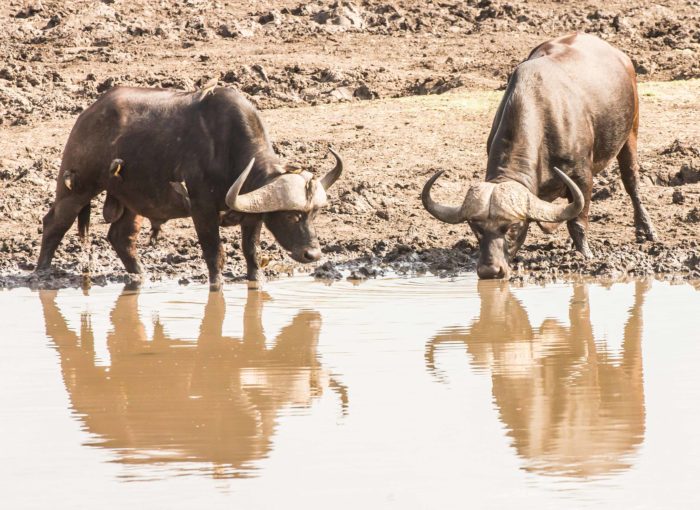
[426,280,648,478]
[40,288,347,479]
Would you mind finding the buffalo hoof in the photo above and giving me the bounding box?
[122,280,142,292]
[31,267,51,278]
[578,246,594,259]
[124,273,143,287]
[247,279,264,290]
[635,227,658,243]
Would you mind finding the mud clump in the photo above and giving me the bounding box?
[347,265,380,281]
[661,139,700,158]
[409,76,464,96]
[685,208,700,224]
[656,163,700,187]
[312,261,343,281]
[313,2,365,30]
[672,190,686,205]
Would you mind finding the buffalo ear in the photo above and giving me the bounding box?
[103,193,124,223]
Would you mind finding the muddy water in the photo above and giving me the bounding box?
[2,277,700,509]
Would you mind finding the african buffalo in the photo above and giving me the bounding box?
[422,33,656,279]
[36,85,343,290]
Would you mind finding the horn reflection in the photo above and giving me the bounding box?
[39,288,346,479]
[426,280,648,478]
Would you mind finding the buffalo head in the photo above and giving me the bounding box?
[422,168,584,279]
[225,148,343,263]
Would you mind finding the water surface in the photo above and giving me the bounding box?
[2,276,699,509]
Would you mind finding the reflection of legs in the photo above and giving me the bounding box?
[199,291,226,341]
[566,175,593,258]
[243,288,269,348]
[39,289,96,364]
[107,208,143,274]
[622,279,650,373]
[37,193,92,270]
[191,203,224,291]
[618,132,657,241]
[569,284,595,357]
[109,290,149,353]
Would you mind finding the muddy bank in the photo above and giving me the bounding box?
[1,0,699,126]
[1,1,700,289]
[3,230,700,290]
[2,82,700,289]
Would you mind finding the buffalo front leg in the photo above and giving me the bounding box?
[191,204,224,291]
[36,192,93,272]
[107,208,144,275]
[241,218,263,288]
[617,132,657,242]
[566,173,594,259]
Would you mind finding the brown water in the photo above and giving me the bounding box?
[2,276,700,509]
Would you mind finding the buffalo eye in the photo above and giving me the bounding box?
[507,222,523,236]
[287,212,302,223]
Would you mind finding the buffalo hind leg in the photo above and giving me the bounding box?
[107,208,143,274]
[149,219,165,246]
[37,192,93,272]
[617,132,657,242]
[191,204,224,291]
[241,218,263,287]
[566,173,594,259]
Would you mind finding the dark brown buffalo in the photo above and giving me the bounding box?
[422,33,656,279]
[36,86,343,290]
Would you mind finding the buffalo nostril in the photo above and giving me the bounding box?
[303,249,321,262]
[477,264,507,280]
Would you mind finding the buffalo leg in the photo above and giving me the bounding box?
[617,132,657,242]
[37,192,93,271]
[107,208,143,274]
[149,219,165,246]
[241,218,263,284]
[566,173,594,259]
[191,204,224,291]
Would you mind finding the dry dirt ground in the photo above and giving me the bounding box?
[0,0,699,288]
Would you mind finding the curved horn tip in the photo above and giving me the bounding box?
[225,157,256,209]
[328,146,340,164]
[421,169,468,224]
[422,169,446,196]
[429,169,446,184]
[524,166,585,223]
[321,147,343,190]
[328,146,342,164]
[553,166,584,212]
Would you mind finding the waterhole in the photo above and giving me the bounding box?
[2,276,699,509]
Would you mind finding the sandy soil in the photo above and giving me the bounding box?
[1,0,699,288]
